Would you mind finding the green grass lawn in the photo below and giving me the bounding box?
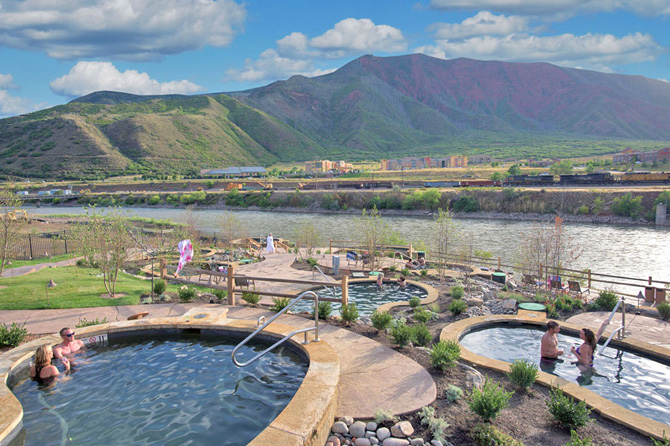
[0,266,150,310]
[6,253,75,269]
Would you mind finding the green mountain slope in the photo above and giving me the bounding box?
[0,94,324,178]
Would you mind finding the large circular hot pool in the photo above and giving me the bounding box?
[10,331,308,446]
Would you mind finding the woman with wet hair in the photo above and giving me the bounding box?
[30,345,67,386]
[571,320,609,372]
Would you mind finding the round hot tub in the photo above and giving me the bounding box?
[8,330,308,446]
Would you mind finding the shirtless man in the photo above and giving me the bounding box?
[540,321,564,364]
[53,327,85,362]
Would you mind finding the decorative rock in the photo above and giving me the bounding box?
[338,416,355,426]
[410,439,424,446]
[377,427,391,441]
[467,298,483,307]
[350,421,367,438]
[382,439,409,446]
[332,421,349,435]
[502,298,517,311]
[365,431,376,439]
[390,421,414,438]
[327,436,341,446]
[370,438,379,445]
[366,422,378,431]
[355,438,372,446]
[431,441,443,446]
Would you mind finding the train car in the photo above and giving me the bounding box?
[559,173,615,185]
[619,172,670,184]
[458,179,501,187]
[505,175,555,186]
[424,181,460,188]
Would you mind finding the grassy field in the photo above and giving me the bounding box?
[5,253,74,269]
[0,266,215,310]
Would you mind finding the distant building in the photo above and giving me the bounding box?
[469,154,493,165]
[16,191,29,196]
[305,160,353,174]
[380,155,468,171]
[202,167,267,177]
[613,148,670,164]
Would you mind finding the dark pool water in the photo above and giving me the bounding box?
[10,334,308,446]
[460,325,670,425]
[291,282,427,316]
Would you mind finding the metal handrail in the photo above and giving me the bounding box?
[312,265,337,297]
[597,326,625,357]
[232,290,320,367]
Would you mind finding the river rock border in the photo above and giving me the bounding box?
[0,307,339,446]
[326,416,448,446]
[439,310,670,441]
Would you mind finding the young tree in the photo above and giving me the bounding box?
[550,160,573,175]
[433,209,462,280]
[507,164,522,176]
[0,187,28,278]
[71,207,133,298]
[220,212,247,249]
[355,206,394,271]
[294,221,321,259]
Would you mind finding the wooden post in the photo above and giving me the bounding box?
[587,269,592,289]
[341,275,349,306]
[329,238,332,254]
[63,230,68,254]
[28,234,33,259]
[498,257,501,270]
[649,276,652,286]
[159,258,167,278]
[227,265,236,306]
[409,242,413,259]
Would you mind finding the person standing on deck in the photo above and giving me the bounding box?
[266,233,275,254]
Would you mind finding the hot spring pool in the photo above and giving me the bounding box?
[459,324,670,426]
[292,282,427,315]
[10,331,308,446]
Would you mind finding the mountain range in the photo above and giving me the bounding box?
[2,53,670,179]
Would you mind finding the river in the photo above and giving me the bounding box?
[25,207,670,291]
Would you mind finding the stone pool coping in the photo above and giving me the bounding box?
[439,310,670,441]
[0,307,339,446]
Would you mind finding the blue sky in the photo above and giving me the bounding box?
[0,0,668,118]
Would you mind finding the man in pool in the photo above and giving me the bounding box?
[540,321,564,365]
[54,327,85,366]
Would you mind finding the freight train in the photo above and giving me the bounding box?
[505,172,670,186]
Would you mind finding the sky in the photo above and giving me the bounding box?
[0,0,669,119]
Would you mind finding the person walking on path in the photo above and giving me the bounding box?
[266,233,275,254]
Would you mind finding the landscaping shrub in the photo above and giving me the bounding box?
[564,430,596,446]
[420,269,428,276]
[390,319,413,347]
[448,299,468,315]
[451,285,465,299]
[371,311,393,330]
[413,307,431,324]
[389,265,397,272]
[651,432,670,446]
[340,303,359,324]
[657,302,670,321]
[0,322,28,347]
[153,279,166,295]
[75,317,108,328]
[178,286,198,303]
[411,323,432,346]
[313,301,333,320]
[214,289,227,302]
[271,297,290,312]
[507,359,539,390]
[401,268,410,276]
[547,387,592,429]
[409,295,421,308]
[544,299,559,318]
[241,292,261,306]
[611,193,643,219]
[469,378,514,422]
[471,423,524,446]
[430,339,460,370]
[594,290,618,311]
[306,257,318,267]
[373,408,397,424]
[453,195,479,212]
[445,385,464,402]
[418,406,449,445]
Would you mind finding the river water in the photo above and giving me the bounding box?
[26,207,670,290]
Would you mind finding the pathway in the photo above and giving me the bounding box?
[1,258,79,279]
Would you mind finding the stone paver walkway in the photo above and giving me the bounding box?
[566,311,670,349]
[1,258,79,278]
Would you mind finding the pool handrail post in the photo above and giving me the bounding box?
[341,275,349,306]
[227,265,235,306]
[619,296,625,341]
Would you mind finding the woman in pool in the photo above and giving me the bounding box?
[571,320,609,372]
[397,276,407,288]
[376,272,385,287]
[30,345,68,386]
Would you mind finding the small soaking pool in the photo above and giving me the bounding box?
[292,282,427,316]
[459,324,670,426]
[10,331,308,446]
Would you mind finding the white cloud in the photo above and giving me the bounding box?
[310,18,407,58]
[50,61,203,97]
[429,11,529,39]
[427,0,670,17]
[416,32,663,72]
[0,0,246,61]
[226,18,406,83]
[0,73,17,89]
